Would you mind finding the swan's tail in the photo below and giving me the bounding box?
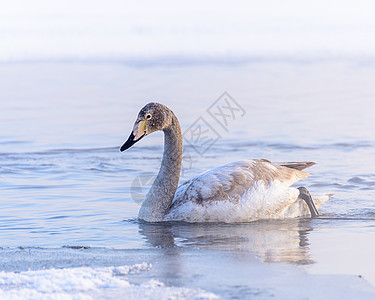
[284,191,333,218]
[311,193,333,208]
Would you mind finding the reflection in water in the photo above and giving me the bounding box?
[139,219,315,265]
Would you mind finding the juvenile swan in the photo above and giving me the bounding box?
[121,103,331,223]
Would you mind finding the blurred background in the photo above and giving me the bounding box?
[1,0,375,63]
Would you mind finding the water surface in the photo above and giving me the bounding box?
[1,61,375,298]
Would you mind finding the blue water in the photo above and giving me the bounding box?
[1,62,375,298]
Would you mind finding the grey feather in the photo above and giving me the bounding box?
[277,161,316,171]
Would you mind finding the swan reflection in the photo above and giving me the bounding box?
[139,219,314,265]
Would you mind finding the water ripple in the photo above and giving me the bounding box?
[348,176,375,187]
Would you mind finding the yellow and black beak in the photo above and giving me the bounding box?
[120,119,147,152]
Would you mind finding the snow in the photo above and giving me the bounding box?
[0,263,218,300]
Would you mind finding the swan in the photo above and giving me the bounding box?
[120,102,331,223]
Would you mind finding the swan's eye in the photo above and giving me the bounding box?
[146,114,152,120]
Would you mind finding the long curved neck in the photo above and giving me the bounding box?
[138,114,183,221]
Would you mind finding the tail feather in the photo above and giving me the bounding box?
[312,193,333,208]
[278,161,316,171]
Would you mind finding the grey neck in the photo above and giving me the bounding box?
[138,114,183,221]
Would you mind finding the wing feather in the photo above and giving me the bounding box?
[277,161,316,171]
[171,159,310,209]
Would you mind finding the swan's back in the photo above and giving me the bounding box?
[166,159,318,222]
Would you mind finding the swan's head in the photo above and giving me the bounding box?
[120,102,172,151]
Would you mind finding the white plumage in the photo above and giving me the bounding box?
[165,159,330,223]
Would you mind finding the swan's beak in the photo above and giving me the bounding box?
[120,120,147,151]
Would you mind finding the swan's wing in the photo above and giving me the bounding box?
[171,159,310,208]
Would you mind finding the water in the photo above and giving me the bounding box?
[1,61,375,299]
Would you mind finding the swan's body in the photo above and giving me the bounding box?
[165,159,329,222]
[121,103,331,223]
